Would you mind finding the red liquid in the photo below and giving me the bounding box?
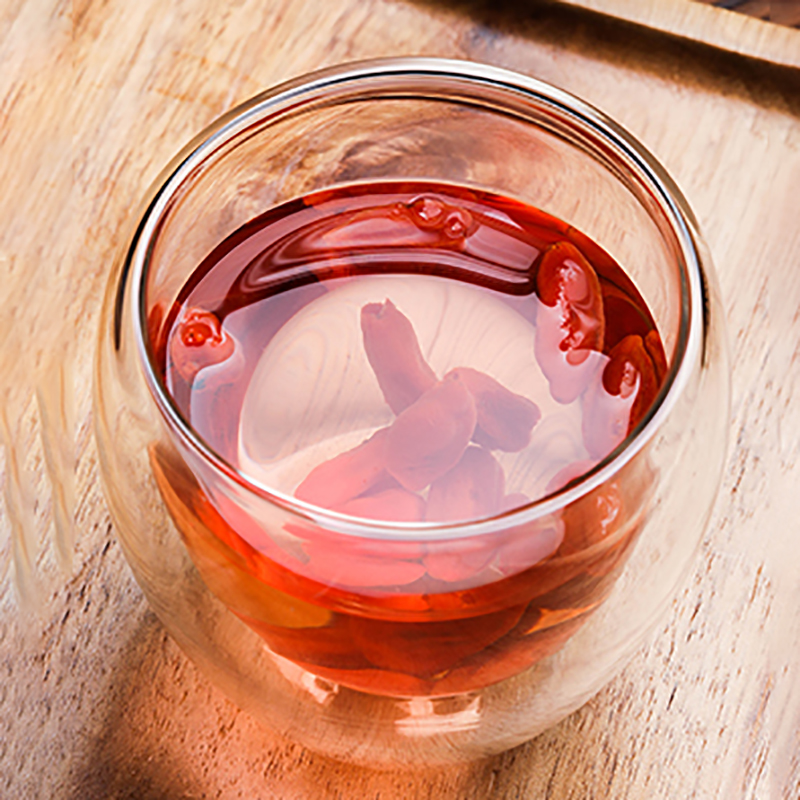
[150,182,664,696]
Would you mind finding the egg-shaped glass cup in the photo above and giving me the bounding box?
[95,58,728,766]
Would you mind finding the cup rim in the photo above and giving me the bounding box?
[129,56,704,540]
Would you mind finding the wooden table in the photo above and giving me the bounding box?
[1,1,799,797]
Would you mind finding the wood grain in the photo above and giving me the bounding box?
[561,0,800,66]
[694,0,800,28]
[1,0,799,798]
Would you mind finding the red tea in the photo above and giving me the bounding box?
[150,182,664,696]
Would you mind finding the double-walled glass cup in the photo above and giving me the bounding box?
[95,58,728,765]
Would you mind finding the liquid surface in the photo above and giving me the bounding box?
[151,181,665,696]
[159,182,665,522]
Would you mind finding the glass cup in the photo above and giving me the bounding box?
[94,58,729,765]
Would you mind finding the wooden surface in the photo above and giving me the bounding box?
[694,0,800,28]
[1,0,800,797]
[561,0,800,66]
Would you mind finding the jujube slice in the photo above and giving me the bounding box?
[170,307,236,382]
[335,487,426,522]
[490,517,565,576]
[536,240,605,353]
[294,428,388,509]
[546,459,598,495]
[348,604,525,678]
[557,480,623,556]
[502,492,530,512]
[644,329,668,384]
[447,367,541,452]
[423,446,505,581]
[284,521,427,588]
[301,545,427,588]
[602,334,659,433]
[423,538,495,584]
[581,365,636,459]
[287,662,432,697]
[361,299,437,414]
[433,611,585,695]
[534,241,606,403]
[242,614,370,671]
[385,374,477,491]
[426,446,505,523]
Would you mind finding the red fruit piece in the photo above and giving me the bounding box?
[335,487,426,522]
[423,537,495,584]
[447,367,541,452]
[302,546,427,588]
[602,334,660,434]
[147,300,168,370]
[361,299,437,414]
[294,428,388,509]
[492,517,565,576]
[557,481,623,556]
[426,446,505,523]
[581,363,636,460]
[243,614,370,671]
[348,604,524,678]
[502,492,530,512]
[644,329,668,384]
[598,283,653,352]
[535,241,606,403]
[546,460,597,495]
[170,307,236,383]
[433,613,584,695]
[385,373,477,492]
[285,520,427,588]
[537,241,605,351]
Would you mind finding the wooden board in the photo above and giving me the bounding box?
[561,0,800,66]
[1,0,799,797]
[694,0,800,28]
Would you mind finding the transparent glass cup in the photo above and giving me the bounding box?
[95,58,729,765]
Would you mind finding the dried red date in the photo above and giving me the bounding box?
[423,537,495,584]
[169,307,237,383]
[302,546,426,588]
[243,614,370,670]
[491,517,565,576]
[426,446,505,523]
[581,364,637,459]
[535,241,606,403]
[294,428,388,509]
[361,299,437,414]
[434,611,585,696]
[546,460,598,495]
[603,334,659,433]
[447,367,540,452]
[644,329,668,385]
[348,604,525,678]
[385,373,477,492]
[335,487,426,522]
[502,493,529,512]
[557,480,622,556]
